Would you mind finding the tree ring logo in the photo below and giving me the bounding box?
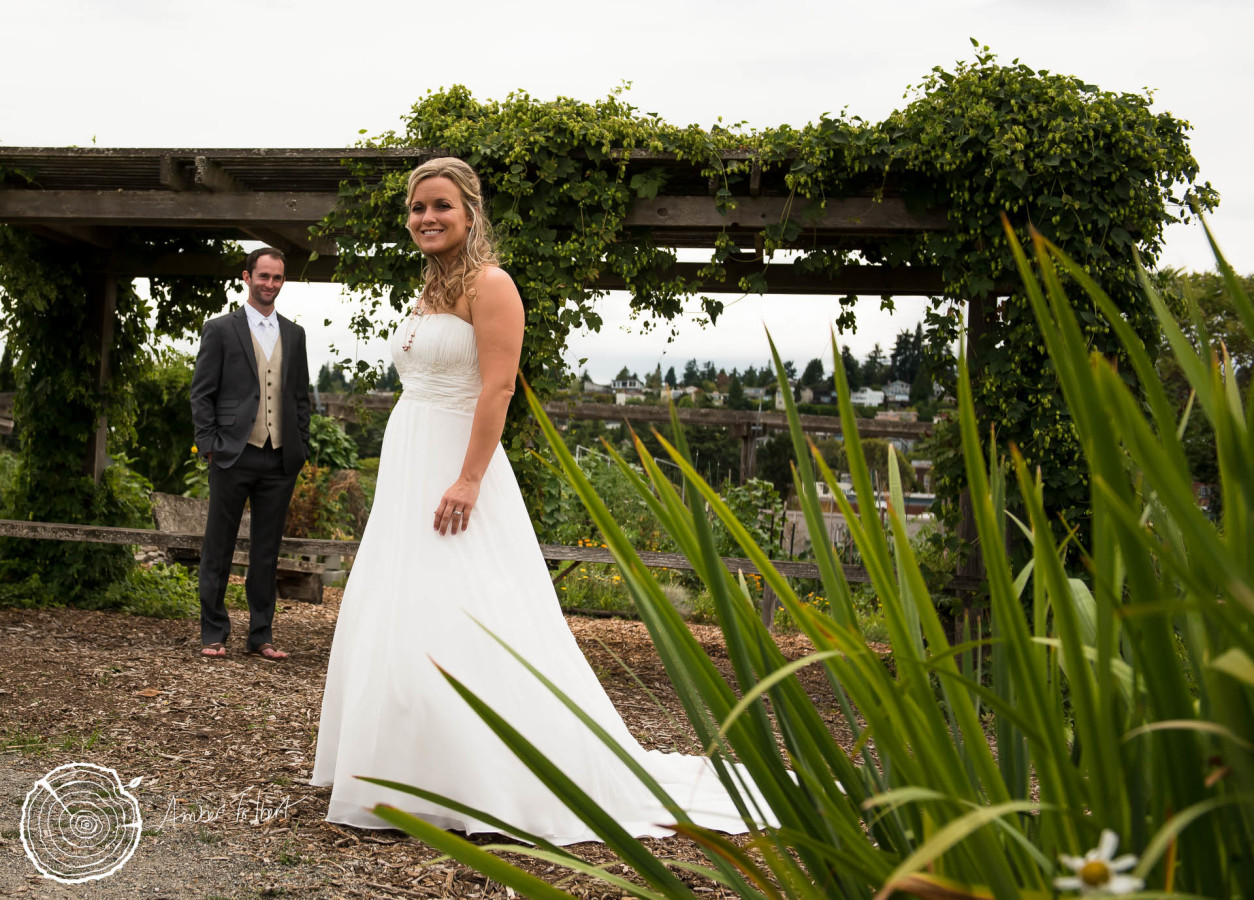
[21,763,143,884]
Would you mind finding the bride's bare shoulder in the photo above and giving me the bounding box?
[475,265,516,290]
[472,266,521,308]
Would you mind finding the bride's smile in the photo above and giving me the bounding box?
[407,176,473,261]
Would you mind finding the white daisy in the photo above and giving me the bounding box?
[1055,829,1145,895]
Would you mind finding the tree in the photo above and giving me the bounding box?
[317,362,350,393]
[727,373,749,410]
[909,366,933,405]
[682,358,700,387]
[800,357,825,386]
[742,365,760,388]
[890,324,925,384]
[840,345,863,391]
[664,366,677,389]
[782,360,797,380]
[700,361,718,384]
[377,363,401,392]
[645,363,663,391]
[614,366,635,382]
[864,344,887,386]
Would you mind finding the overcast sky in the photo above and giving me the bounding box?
[3,0,1250,381]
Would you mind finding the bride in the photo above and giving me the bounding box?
[311,158,762,844]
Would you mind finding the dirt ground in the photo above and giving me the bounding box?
[0,584,856,899]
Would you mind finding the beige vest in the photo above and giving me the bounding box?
[247,329,284,450]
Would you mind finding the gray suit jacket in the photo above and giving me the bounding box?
[190,307,311,476]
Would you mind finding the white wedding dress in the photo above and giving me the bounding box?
[311,313,763,844]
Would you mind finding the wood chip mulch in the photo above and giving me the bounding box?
[0,583,863,899]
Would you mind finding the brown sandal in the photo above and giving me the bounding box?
[248,643,288,661]
[200,643,227,658]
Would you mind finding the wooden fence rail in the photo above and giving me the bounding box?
[0,518,981,626]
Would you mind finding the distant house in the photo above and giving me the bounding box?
[743,386,769,402]
[611,377,643,391]
[661,384,699,402]
[581,376,612,394]
[850,387,885,407]
[884,380,911,404]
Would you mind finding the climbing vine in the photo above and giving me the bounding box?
[880,45,1216,534]
[0,226,235,602]
[323,46,1213,536]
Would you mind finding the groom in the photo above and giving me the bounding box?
[190,247,311,660]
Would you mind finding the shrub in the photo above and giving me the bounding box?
[285,466,369,540]
[125,348,197,494]
[104,562,246,618]
[308,414,358,470]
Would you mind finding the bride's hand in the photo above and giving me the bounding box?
[434,478,480,536]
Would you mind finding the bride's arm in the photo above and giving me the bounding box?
[433,266,524,535]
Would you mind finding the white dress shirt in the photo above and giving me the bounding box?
[244,303,279,361]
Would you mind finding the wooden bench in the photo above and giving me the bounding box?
[150,492,325,603]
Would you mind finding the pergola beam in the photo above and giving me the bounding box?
[0,191,945,239]
[194,156,245,193]
[158,156,193,192]
[0,190,335,227]
[623,196,948,234]
[25,223,119,249]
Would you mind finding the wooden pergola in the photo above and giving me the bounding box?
[0,147,993,617]
[0,147,953,289]
[0,147,983,477]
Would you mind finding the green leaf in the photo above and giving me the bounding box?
[1209,647,1254,687]
[370,805,577,900]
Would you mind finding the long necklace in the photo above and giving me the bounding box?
[401,300,427,352]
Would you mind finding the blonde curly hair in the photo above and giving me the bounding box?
[406,157,499,312]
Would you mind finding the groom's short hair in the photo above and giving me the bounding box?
[245,247,286,276]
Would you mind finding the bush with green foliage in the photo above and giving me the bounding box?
[345,408,391,459]
[308,414,359,470]
[285,466,369,541]
[126,348,196,494]
[102,561,246,619]
[364,224,1253,899]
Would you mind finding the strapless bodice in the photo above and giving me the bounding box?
[390,313,480,414]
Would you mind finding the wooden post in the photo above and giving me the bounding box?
[953,293,998,648]
[761,583,779,630]
[84,268,116,482]
[736,424,754,484]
